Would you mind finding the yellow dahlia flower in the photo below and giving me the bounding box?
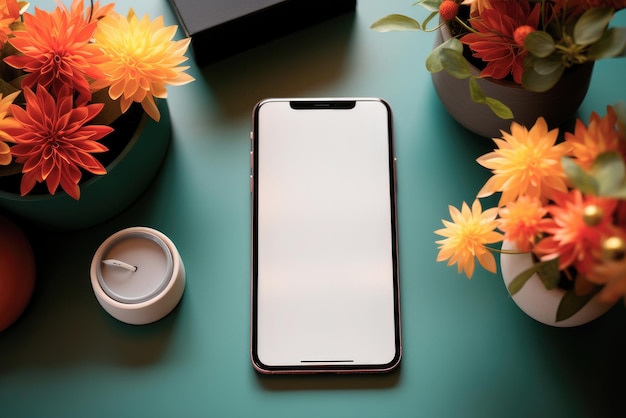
[92,9,194,121]
[476,117,572,206]
[435,199,503,278]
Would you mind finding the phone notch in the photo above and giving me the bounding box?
[289,100,356,110]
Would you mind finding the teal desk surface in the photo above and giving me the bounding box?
[2,1,626,417]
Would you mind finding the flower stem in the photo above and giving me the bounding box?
[489,247,530,255]
[453,16,478,35]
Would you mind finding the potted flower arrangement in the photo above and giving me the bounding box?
[0,0,194,229]
[371,0,626,137]
[434,103,626,326]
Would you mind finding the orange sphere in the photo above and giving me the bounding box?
[0,214,36,332]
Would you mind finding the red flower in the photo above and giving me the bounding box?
[554,0,626,16]
[461,0,540,83]
[4,1,108,105]
[5,87,113,200]
[533,190,618,275]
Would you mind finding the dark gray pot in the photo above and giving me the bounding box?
[431,23,593,138]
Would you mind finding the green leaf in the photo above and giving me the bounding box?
[422,10,439,30]
[468,77,514,119]
[562,156,599,195]
[440,48,472,79]
[574,7,614,45]
[0,78,19,98]
[485,97,514,119]
[425,37,463,73]
[418,0,443,12]
[535,258,561,290]
[587,27,626,60]
[556,287,600,322]
[521,60,565,92]
[469,78,486,103]
[606,183,626,199]
[370,14,421,32]
[508,266,538,295]
[533,58,564,76]
[524,31,556,58]
[591,151,625,196]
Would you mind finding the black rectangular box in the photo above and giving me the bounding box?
[168,0,357,66]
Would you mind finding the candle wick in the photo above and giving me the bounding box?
[102,259,138,272]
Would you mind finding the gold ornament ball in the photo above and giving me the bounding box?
[583,204,603,226]
[602,236,626,261]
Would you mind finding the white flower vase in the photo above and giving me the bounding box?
[500,241,615,327]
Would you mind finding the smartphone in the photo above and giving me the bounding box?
[250,98,401,374]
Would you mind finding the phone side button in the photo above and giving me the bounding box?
[250,175,254,193]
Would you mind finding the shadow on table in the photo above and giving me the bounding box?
[0,227,181,373]
[256,366,401,391]
[534,306,626,417]
[198,11,357,120]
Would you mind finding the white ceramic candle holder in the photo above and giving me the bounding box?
[90,227,186,325]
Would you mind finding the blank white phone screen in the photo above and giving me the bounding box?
[254,99,398,369]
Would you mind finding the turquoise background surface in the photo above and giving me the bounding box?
[1,1,625,417]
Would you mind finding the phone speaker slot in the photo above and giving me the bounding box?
[290,100,356,110]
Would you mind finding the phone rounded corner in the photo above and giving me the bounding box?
[384,349,402,373]
[252,98,271,121]
[368,96,391,110]
[250,351,272,375]
[253,98,280,112]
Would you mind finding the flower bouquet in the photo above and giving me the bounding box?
[371,0,626,119]
[434,103,626,323]
[0,0,193,200]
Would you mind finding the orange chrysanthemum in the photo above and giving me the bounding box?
[0,91,20,166]
[533,190,619,274]
[461,0,540,83]
[435,199,503,278]
[4,0,108,105]
[4,87,113,200]
[92,9,194,122]
[564,105,626,169]
[497,195,547,252]
[0,0,21,47]
[477,117,572,206]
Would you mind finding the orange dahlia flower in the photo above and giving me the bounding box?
[4,87,113,200]
[565,105,626,169]
[0,0,21,47]
[4,0,108,105]
[497,195,547,252]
